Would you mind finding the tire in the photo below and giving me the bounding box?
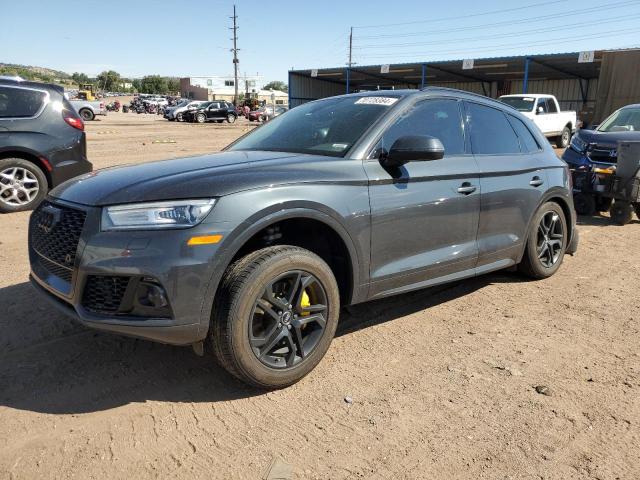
[176,113,183,122]
[518,201,568,279]
[79,108,94,121]
[227,114,236,124]
[573,192,596,216]
[634,204,640,220]
[556,126,571,148]
[610,201,633,225]
[0,158,47,213]
[595,197,613,213]
[196,113,206,124]
[209,245,340,389]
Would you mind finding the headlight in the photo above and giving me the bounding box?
[570,134,588,153]
[102,199,216,231]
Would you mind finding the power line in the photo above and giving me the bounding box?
[354,12,640,49]
[353,0,569,29]
[355,27,639,59]
[354,0,640,39]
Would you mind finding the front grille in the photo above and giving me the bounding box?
[587,145,617,163]
[82,275,131,314]
[29,201,86,284]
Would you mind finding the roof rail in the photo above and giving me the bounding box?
[0,75,24,82]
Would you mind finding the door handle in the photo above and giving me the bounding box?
[530,176,544,187]
[457,182,477,195]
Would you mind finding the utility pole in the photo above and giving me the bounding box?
[348,27,353,68]
[230,5,239,105]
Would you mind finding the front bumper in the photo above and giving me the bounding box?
[28,199,232,345]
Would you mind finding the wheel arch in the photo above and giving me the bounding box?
[518,187,575,263]
[198,206,364,339]
[0,149,52,187]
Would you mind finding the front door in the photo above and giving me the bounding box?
[365,98,481,299]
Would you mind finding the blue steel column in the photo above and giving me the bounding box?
[346,67,351,94]
[523,56,531,94]
[421,64,427,89]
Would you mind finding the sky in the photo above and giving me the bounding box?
[2,0,639,84]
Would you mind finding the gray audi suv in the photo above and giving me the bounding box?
[28,88,578,388]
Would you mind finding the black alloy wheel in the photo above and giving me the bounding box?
[250,270,328,369]
[536,210,564,268]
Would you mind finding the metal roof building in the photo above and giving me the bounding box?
[288,48,640,125]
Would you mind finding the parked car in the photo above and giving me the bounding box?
[183,101,237,123]
[69,97,107,121]
[164,100,207,121]
[498,94,577,148]
[247,107,266,122]
[562,103,640,169]
[0,77,91,213]
[28,88,577,388]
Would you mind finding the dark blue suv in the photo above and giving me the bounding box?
[0,77,92,213]
[562,104,640,169]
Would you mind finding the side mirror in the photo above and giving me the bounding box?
[536,106,544,114]
[383,135,445,168]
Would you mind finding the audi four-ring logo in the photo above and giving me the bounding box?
[37,205,62,234]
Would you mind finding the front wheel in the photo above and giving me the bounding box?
[209,246,340,389]
[227,114,236,123]
[611,201,633,225]
[196,113,206,123]
[518,201,567,279]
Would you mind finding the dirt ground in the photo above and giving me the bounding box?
[0,113,639,480]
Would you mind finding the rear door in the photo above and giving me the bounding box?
[365,98,481,298]
[464,101,547,271]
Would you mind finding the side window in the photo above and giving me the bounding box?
[377,99,465,157]
[546,98,558,113]
[466,102,520,155]
[507,114,541,153]
[536,99,548,114]
[0,87,47,118]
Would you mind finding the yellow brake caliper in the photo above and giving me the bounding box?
[301,289,311,316]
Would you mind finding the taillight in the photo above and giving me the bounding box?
[64,115,84,131]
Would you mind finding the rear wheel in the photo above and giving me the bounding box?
[209,246,340,389]
[573,192,596,216]
[79,108,94,121]
[0,158,47,213]
[519,201,567,279]
[556,126,571,148]
[610,201,633,225]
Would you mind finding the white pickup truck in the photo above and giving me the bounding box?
[498,94,577,148]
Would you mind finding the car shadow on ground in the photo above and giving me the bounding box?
[0,272,526,415]
[576,213,640,227]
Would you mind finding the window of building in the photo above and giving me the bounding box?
[225,80,235,87]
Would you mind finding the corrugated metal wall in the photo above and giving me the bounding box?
[289,73,345,108]
[509,78,598,111]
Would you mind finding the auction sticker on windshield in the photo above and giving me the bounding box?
[355,97,398,106]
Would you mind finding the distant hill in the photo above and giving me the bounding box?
[0,63,74,86]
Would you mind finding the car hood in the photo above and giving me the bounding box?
[577,128,640,147]
[50,150,351,206]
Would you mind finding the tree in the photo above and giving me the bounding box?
[71,72,90,86]
[96,70,121,92]
[167,77,180,94]
[139,75,168,94]
[263,80,287,92]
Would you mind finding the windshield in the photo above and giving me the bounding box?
[598,106,640,132]
[499,96,536,112]
[229,95,400,157]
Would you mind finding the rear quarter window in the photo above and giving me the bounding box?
[0,86,47,118]
[507,114,541,153]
